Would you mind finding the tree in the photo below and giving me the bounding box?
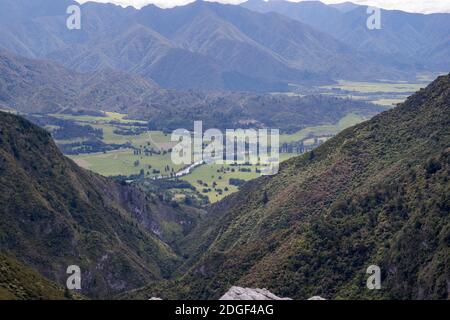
[262,191,269,205]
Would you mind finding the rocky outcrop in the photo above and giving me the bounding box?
[219,287,292,300]
[308,296,326,300]
[147,287,325,300]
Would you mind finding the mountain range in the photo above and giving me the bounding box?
[0,0,432,92]
[242,0,450,72]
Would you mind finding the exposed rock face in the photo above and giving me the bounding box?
[308,296,326,300]
[147,287,326,300]
[219,287,292,300]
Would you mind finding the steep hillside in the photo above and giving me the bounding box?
[0,111,202,298]
[0,49,158,114]
[0,253,80,300]
[130,74,450,300]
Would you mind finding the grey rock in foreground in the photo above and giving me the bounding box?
[219,286,292,300]
[148,287,326,300]
[308,296,326,300]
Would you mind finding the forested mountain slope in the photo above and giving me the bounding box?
[0,111,201,298]
[130,74,450,300]
[0,49,157,114]
[0,253,80,300]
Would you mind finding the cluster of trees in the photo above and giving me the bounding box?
[113,127,147,136]
[53,124,103,140]
[58,140,129,155]
[279,137,331,154]
[133,145,169,157]
[134,93,379,134]
[229,178,246,187]
[25,114,103,140]
[60,109,105,117]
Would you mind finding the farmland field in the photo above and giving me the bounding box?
[279,113,366,144]
[181,153,297,202]
[50,111,373,202]
[317,77,442,107]
[70,148,183,177]
[50,111,147,124]
[49,112,179,178]
[321,80,426,94]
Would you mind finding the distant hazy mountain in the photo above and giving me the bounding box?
[242,0,343,28]
[129,74,450,300]
[242,0,450,72]
[329,1,360,13]
[0,0,410,91]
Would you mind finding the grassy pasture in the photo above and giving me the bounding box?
[322,80,425,94]
[279,113,366,144]
[319,78,438,107]
[54,110,369,202]
[182,153,297,202]
[50,111,147,124]
[70,148,183,177]
[52,112,179,177]
[51,112,176,151]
